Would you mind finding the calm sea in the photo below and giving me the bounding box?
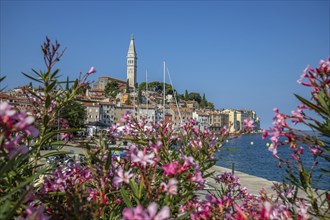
[215,133,329,190]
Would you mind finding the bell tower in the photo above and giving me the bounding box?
[127,34,137,88]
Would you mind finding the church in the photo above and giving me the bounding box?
[92,35,137,91]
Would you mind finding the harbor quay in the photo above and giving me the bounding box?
[207,165,275,196]
[205,166,326,202]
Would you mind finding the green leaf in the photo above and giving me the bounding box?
[203,170,215,179]
[120,188,133,208]
[31,69,42,77]
[129,179,139,198]
[176,209,193,219]
[105,147,112,170]
[138,180,144,200]
[295,94,327,116]
[0,168,45,203]
[46,80,57,93]
[50,69,60,79]
[317,91,330,113]
[45,95,51,109]
[27,89,43,101]
[21,72,42,83]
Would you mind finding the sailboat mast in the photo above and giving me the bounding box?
[146,69,148,119]
[163,61,166,119]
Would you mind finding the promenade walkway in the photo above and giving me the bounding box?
[205,165,326,202]
[208,165,276,196]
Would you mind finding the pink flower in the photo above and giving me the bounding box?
[310,145,323,157]
[16,204,49,220]
[243,118,254,131]
[113,168,134,186]
[3,135,29,159]
[162,161,181,176]
[131,148,155,167]
[146,202,170,220]
[190,167,204,186]
[87,66,96,74]
[25,125,39,138]
[122,203,170,220]
[297,200,310,220]
[122,205,146,220]
[0,102,15,118]
[161,178,178,195]
[262,129,269,139]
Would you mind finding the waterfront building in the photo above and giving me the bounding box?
[99,101,116,126]
[220,109,238,132]
[155,108,165,123]
[186,100,199,110]
[137,104,157,122]
[171,107,192,127]
[83,102,100,123]
[208,110,229,131]
[192,111,210,130]
[114,105,134,126]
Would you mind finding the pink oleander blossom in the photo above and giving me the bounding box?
[122,205,145,220]
[87,66,96,74]
[122,202,170,220]
[297,200,310,220]
[243,118,254,131]
[310,145,323,157]
[113,168,134,186]
[160,178,178,195]
[0,102,39,158]
[131,148,155,167]
[162,161,182,176]
[146,202,170,220]
[16,204,49,220]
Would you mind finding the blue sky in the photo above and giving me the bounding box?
[1,0,329,128]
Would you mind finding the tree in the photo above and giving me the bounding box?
[105,80,119,98]
[188,92,202,104]
[200,93,207,108]
[184,90,189,100]
[60,100,87,128]
[207,102,215,110]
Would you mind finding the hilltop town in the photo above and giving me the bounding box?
[0,35,261,133]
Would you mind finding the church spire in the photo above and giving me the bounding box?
[127,34,137,56]
[127,34,137,88]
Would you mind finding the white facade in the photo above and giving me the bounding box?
[138,107,156,122]
[192,111,210,131]
[99,103,116,126]
[85,103,100,123]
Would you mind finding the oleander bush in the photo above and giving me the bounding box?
[0,38,329,219]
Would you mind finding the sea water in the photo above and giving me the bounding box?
[215,133,329,190]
